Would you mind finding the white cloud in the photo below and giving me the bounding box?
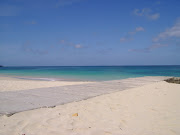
[75,44,82,48]
[129,43,168,53]
[120,37,133,42]
[120,27,145,42]
[133,8,160,20]
[148,13,160,20]
[132,18,180,53]
[153,18,180,42]
[133,8,151,16]
[60,40,83,49]
[136,27,145,32]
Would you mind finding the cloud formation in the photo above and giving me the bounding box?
[133,8,160,20]
[153,18,180,42]
[120,27,145,42]
[59,40,83,49]
[75,44,82,48]
[135,27,145,32]
[120,37,133,42]
[129,18,180,53]
[129,43,168,53]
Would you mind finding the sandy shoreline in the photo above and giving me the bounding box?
[0,76,92,92]
[0,76,180,135]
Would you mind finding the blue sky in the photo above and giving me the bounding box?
[0,0,180,66]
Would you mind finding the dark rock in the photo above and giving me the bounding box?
[165,77,180,84]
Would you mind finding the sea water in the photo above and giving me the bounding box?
[0,66,180,81]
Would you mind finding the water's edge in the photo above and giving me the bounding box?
[0,66,179,81]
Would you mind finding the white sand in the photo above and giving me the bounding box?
[0,76,92,92]
[0,81,180,135]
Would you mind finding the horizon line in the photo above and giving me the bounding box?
[1,65,180,67]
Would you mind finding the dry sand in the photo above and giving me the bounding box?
[0,79,180,135]
[0,76,92,92]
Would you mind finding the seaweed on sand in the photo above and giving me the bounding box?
[165,77,180,84]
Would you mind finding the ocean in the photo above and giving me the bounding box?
[0,66,180,81]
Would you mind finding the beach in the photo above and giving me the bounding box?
[0,76,92,92]
[1,0,180,134]
[0,76,180,135]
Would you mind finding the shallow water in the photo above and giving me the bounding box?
[0,66,180,81]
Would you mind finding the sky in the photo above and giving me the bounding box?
[0,0,180,66]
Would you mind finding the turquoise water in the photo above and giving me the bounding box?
[0,66,180,81]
